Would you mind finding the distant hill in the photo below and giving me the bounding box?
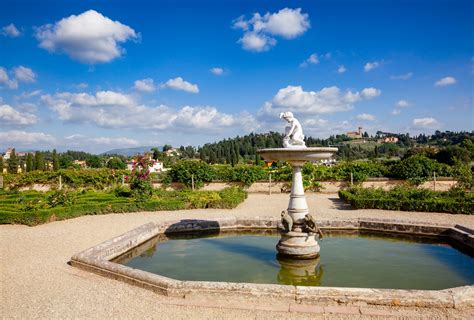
[101,146,160,157]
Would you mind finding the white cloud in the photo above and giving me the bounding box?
[0,67,18,89]
[21,90,42,98]
[134,78,156,92]
[89,137,139,146]
[0,104,38,125]
[364,61,380,72]
[396,100,410,108]
[299,53,319,68]
[390,72,413,80]
[239,32,276,52]
[391,109,401,115]
[1,23,21,37]
[35,10,138,64]
[360,87,381,99]
[161,77,199,93]
[0,130,56,145]
[337,65,347,74]
[356,113,376,121]
[260,85,381,115]
[434,76,456,87]
[233,8,309,52]
[413,117,440,128]
[210,67,224,75]
[41,90,254,133]
[13,66,36,83]
[75,83,88,90]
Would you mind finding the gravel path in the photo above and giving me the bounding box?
[1,193,473,319]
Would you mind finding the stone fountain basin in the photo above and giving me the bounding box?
[70,218,474,309]
[258,147,338,162]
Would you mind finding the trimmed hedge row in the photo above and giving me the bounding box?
[339,187,474,215]
[0,187,247,226]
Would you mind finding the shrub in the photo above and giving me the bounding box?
[47,190,77,207]
[339,186,473,214]
[127,155,154,200]
[167,160,215,188]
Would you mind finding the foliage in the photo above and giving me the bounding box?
[0,187,247,226]
[127,155,153,200]
[450,158,473,190]
[389,155,444,185]
[4,168,128,190]
[34,151,45,171]
[166,160,214,188]
[339,186,474,214]
[7,149,18,174]
[52,149,59,171]
[106,157,126,169]
[47,190,77,207]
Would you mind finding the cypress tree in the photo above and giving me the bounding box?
[52,149,59,171]
[26,153,33,172]
[7,149,19,174]
[35,151,45,171]
[0,156,3,173]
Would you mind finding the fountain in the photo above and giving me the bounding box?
[258,112,337,258]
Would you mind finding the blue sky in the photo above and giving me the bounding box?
[0,0,472,153]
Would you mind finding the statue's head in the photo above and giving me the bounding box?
[279,111,294,121]
[304,214,310,221]
[281,211,286,217]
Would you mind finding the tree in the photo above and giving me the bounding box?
[106,157,126,169]
[0,156,3,173]
[35,151,44,171]
[86,155,103,168]
[26,153,33,172]
[7,149,19,174]
[52,149,59,171]
[162,144,173,152]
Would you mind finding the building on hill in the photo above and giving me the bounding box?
[346,127,363,139]
[73,160,87,168]
[3,148,27,160]
[383,136,399,143]
[126,160,164,173]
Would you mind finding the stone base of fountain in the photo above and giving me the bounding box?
[277,231,320,259]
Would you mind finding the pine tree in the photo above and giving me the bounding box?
[7,149,19,174]
[52,149,59,171]
[35,151,45,171]
[26,153,33,172]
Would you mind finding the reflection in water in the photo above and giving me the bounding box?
[277,255,323,286]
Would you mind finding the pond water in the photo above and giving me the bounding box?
[115,230,474,290]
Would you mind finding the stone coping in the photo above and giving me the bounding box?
[70,217,474,309]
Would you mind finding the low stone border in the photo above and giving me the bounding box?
[71,217,474,309]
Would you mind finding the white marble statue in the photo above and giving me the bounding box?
[280,112,306,148]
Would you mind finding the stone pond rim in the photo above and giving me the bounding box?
[257,147,339,162]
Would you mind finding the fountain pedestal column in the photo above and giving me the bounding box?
[277,161,320,259]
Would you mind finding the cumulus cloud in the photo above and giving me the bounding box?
[0,130,56,145]
[396,100,410,108]
[134,78,156,92]
[260,85,381,115]
[0,104,38,125]
[390,72,413,80]
[161,77,199,93]
[209,67,224,75]
[41,90,254,133]
[0,67,18,89]
[413,117,440,128]
[337,65,347,74]
[1,23,21,37]
[35,10,139,64]
[364,61,380,72]
[299,53,319,68]
[13,66,36,83]
[434,76,456,87]
[356,113,376,121]
[233,8,310,52]
[360,87,381,99]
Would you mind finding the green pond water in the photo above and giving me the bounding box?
[116,231,474,290]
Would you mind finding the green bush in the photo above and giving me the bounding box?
[339,186,473,214]
[0,187,248,225]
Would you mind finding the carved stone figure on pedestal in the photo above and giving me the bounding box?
[280,210,293,233]
[304,214,324,239]
[279,112,306,148]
